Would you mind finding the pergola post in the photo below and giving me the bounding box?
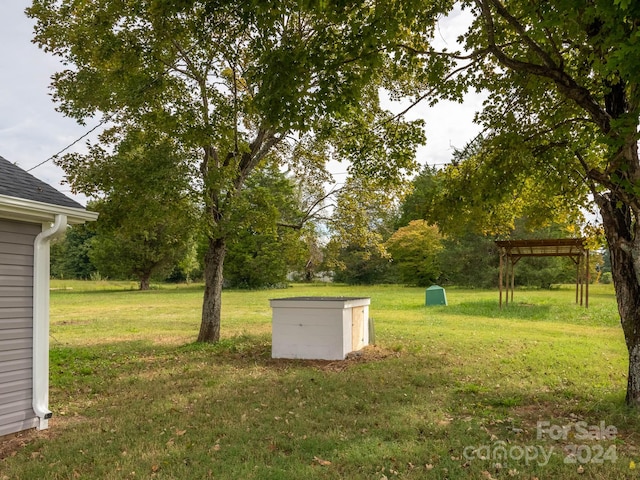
[499,250,504,308]
[576,256,580,305]
[580,255,584,306]
[510,258,515,304]
[586,249,590,308]
[505,256,510,306]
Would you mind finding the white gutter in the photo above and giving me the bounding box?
[32,214,67,430]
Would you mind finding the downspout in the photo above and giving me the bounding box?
[32,214,67,430]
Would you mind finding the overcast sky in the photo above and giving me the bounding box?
[1,2,483,206]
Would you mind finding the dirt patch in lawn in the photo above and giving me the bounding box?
[0,415,85,461]
[0,428,46,461]
[268,344,401,372]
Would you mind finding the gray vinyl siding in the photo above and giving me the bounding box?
[0,219,40,437]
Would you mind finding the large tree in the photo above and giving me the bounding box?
[50,223,96,280]
[223,160,308,289]
[386,219,443,286]
[402,1,640,404]
[29,1,426,342]
[61,128,198,290]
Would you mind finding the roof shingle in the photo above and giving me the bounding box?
[0,155,83,209]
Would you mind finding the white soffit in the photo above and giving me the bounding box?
[0,194,98,225]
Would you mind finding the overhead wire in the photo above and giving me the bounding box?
[26,115,113,172]
[25,39,199,172]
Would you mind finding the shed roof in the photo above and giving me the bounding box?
[0,155,97,224]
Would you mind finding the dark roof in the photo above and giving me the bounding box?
[0,155,84,209]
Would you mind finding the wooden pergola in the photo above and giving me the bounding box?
[495,238,590,308]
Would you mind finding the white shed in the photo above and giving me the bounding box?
[270,296,370,360]
[0,156,97,437]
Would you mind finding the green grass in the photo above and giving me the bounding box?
[2,282,640,479]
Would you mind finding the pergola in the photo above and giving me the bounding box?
[495,238,590,308]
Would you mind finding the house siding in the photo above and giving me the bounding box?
[0,219,39,436]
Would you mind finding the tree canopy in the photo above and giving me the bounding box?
[386,220,443,286]
[223,161,308,289]
[50,223,96,280]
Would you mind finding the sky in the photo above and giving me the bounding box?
[0,2,483,207]
[0,2,103,205]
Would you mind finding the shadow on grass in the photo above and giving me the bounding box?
[442,299,552,320]
[51,284,207,296]
[42,337,460,478]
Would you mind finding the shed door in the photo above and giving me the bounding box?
[351,307,366,351]
[0,219,40,437]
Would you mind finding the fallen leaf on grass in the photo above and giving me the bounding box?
[313,456,331,466]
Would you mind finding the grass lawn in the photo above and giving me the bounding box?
[2,281,639,479]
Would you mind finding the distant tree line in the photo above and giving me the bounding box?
[330,164,604,288]
[53,162,605,290]
[51,160,319,290]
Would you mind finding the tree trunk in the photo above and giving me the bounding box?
[197,236,227,343]
[139,274,151,291]
[595,191,640,406]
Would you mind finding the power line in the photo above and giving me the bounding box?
[25,42,196,173]
[27,116,112,172]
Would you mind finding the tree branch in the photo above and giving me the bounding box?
[522,116,597,143]
[388,59,480,122]
[395,42,491,61]
[476,0,612,133]
[574,150,600,195]
[487,0,559,70]
[279,185,345,230]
